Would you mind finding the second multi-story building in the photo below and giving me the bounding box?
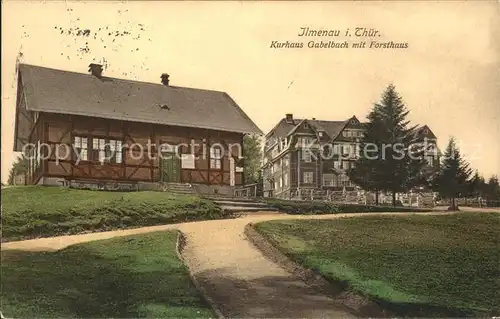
[262,113,439,199]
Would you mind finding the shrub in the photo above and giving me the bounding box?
[263,198,432,214]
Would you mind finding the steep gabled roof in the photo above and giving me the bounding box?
[266,118,302,138]
[267,117,351,141]
[16,64,262,137]
[414,125,437,139]
[308,120,348,140]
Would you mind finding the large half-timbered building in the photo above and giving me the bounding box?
[14,63,262,194]
[262,113,439,199]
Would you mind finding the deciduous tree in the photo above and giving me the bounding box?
[243,134,262,184]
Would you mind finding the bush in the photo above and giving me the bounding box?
[263,198,432,215]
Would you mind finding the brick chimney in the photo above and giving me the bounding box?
[88,63,103,78]
[285,113,293,123]
[161,73,170,86]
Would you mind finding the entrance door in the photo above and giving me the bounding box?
[161,151,180,183]
[229,157,235,186]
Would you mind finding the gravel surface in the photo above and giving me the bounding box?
[177,214,358,318]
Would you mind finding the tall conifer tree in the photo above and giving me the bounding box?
[349,84,427,206]
[431,137,472,210]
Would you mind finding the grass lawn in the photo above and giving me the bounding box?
[1,231,215,318]
[255,213,500,317]
[1,186,228,242]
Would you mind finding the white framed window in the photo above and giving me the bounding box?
[108,139,123,163]
[334,160,341,169]
[318,132,323,137]
[93,138,106,163]
[303,172,314,184]
[340,174,351,187]
[323,174,335,187]
[425,156,434,167]
[299,137,315,147]
[303,150,312,162]
[283,155,290,167]
[210,147,222,169]
[342,144,350,155]
[280,138,287,150]
[344,144,355,157]
[73,136,88,161]
[333,144,341,155]
[342,161,350,170]
[283,172,289,187]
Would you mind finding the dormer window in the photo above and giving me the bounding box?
[303,123,309,129]
[318,132,323,137]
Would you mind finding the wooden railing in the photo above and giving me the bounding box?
[234,183,258,198]
[268,188,438,208]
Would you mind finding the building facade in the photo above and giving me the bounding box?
[14,64,262,194]
[262,113,439,199]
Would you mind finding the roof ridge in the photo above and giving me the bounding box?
[19,63,226,94]
[14,63,263,150]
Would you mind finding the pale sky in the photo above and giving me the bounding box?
[2,1,499,183]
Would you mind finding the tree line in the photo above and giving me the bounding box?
[348,84,500,209]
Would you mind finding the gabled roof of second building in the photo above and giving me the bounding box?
[267,116,356,141]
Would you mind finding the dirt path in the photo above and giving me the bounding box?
[177,214,362,318]
[1,223,180,251]
[1,211,481,318]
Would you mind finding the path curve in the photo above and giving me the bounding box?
[1,211,477,318]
